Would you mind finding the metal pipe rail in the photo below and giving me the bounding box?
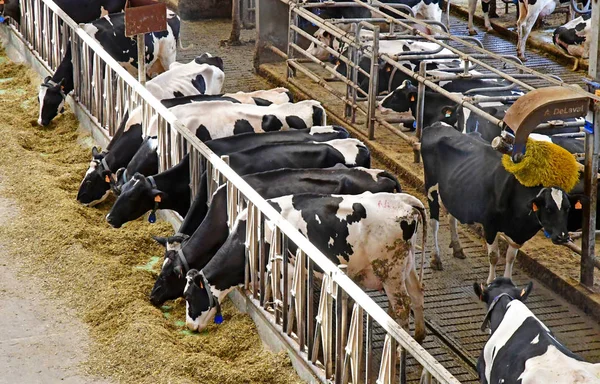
[12,0,463,382]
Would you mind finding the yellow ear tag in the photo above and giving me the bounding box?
[198,281,203,289]
[410,95,415,102]
[105,175,111,183]
[575,201,582,210]
[336,60,340,66]
[520,288,526,297]
[532,203,538,212]
[154,195,162,203]
[385,66,391,72]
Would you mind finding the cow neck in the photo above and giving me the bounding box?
[149,156,190,213]
[481,293,514,334]
[203,218,247,292]
[178,186,229,271]
[53,45,74,94]
[199,270,222,322]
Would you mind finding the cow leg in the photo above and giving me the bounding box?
[503,244,519,281]
[406,267,425,343]
[517,8,539,61]
[481,0,493,32]
[448,215,466,259]
[467,0,478,35]
[427,184,443,270]
[516,2,527,60]
[486,235,500,284]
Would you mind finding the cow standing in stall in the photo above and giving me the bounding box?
[474,278,600,383]
[182,192,428,343]
[553,14,591,70]
[421,122,577,283]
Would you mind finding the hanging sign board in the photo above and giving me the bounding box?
[124,0,167,37]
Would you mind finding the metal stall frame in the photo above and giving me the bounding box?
[8,0,465,382]
[259,0,600,286]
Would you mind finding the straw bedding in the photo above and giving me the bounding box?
[0,47,302,383]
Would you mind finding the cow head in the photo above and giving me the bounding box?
[1,0,21,23]
[149,243,189,307]
[474,277,533,332]
[38,76,66,126]
[105,173,165,228]
[527,187,576,245]
[184,269,221,332]
[77,147,113,206]
[307,29,343,61]
[194,53,224,72]
[378,80,418,114]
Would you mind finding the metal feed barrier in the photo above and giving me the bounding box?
[254,0,600,288]
[6,0,465,382]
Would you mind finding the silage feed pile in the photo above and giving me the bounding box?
[0,48,302,384]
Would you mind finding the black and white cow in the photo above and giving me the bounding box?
[159,88,293,109]
[515,0,571,60]
[553,14,591,70]
[106,138,370,228]
[421,122,578,283]
[38,10,181,126]
[145,54,225,99]
[76,115,143,206]
[183,192,427,343]
[152,126,351,241]
[106,153,191,228]
[474,277,600,383]
[147,99,326,140]
[149,166,402,306]
[112,136,159,195]
[1,0,126,24]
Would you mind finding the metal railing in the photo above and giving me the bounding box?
[276,0,599,161]
[7,0,463,382]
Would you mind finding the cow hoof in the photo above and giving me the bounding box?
[414,328,426,344]
[430,258,444,271]
[468,29,477,36]
[518,54,528,62]
[453,248,466,259]
[486,26,494,33]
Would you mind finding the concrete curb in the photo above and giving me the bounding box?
[258,63,600,320]
[448,3,588,71]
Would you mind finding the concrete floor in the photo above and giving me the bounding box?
[0,183,111,384]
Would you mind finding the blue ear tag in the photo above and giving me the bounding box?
[412,120,417,129]
[543,230,551,239]
[214,314,223,324]
[148,211,156,223]
[0,16,5,23]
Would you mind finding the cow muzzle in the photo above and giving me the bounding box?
[550,232,570,245]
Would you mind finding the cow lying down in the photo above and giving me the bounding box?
[149,166,402,307]
[182,192,428,343]
[474,278,600,384]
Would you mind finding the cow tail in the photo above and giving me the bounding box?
[381,170,402,192]
[414,205,428,283]
[179,39,194,51]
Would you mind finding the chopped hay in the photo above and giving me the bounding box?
[0,46,302,383]
[502,138,579,193]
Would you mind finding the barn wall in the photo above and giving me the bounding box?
[178,0,233,20]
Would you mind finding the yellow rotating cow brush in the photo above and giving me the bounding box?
[501,138,579,193]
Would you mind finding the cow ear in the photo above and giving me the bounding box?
[569,194,587,210]
[151,189,166,203]
[441,105,455,118]
[473,282,487,302]
[527,195,544,212]
[43,76,51,84]
[193,273,203,288]
[518,282,533,301]
[152,236,168,247]
[92,146,100,157]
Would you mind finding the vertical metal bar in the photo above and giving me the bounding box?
[137,34,146,85]
[282,234,289,332]
[306,258,315,360]
[414,61,427,163]
[399,347,407,384]
[287,5,297,79]
[259,213,267,307]
[366,26,380,140]
[298,250,306,349]
[389,337,398,381]
[365,314,373,383]
[581,0,600,287]
[335,283,348,383]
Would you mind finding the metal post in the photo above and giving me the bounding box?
[581,0,600,287]
[414,61,427,163]
[366,26,380,140]
[137,34,146,85]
